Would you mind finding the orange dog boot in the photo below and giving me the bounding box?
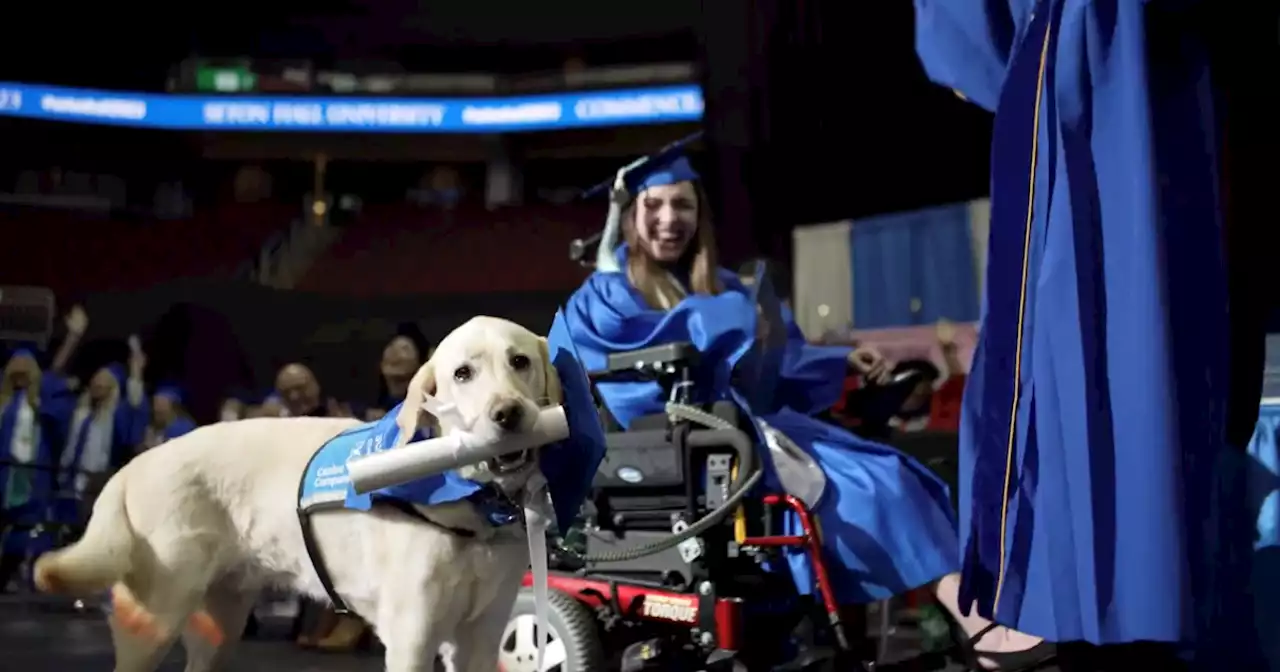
[186,609,225,647]
[111,584,167,642]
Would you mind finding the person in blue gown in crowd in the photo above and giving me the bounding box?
[141,384,197,450]
[0,306,88,590]
[58,352,149,519]
[0,347,76,589]
[564,152,1051,667]
[914,2,1270,669]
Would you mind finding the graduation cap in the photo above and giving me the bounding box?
[8,341,41,363]
[538,308,608,532]
[154,384,185,405]
[103,363,128,389]
[734,261,788,414]
[578,132,703,272]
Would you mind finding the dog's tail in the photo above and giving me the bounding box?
[34,469,135,596]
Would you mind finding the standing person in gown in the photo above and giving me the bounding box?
[914,2,1271,668]
[0,306,88,590]
[140,384,197,450]
[58,344,148,521]
[564,152,1050,668]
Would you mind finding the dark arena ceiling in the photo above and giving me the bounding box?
[4,0,699,89]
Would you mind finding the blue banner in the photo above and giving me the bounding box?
[0,82,703,133]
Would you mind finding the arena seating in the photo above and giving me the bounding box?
[0,203,295,300]
[297,203,598,297]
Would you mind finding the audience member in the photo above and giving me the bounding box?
[59,347,148,520]
[0,306,87,591]
[141,384,197,450]
[365,325,430,421]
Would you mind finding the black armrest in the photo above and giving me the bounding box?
[589,342,699,382]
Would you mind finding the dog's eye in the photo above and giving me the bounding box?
[453,365,473,383]
[510,354,531,371]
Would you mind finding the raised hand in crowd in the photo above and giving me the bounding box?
[848,345,892,385]
[128,334,146,379]
[50,304,89,373]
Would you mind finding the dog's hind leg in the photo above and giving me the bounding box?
[108,581,200,672]
[109,538,224,672]
[180,578,258,672]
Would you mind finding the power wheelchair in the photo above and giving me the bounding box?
[505,340,940,672]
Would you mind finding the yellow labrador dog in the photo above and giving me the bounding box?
[34,316,560,672]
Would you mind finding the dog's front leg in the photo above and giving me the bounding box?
[451,600,517,672]
[451,566,524,672]
[377,590,452,672]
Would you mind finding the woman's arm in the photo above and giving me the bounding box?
[913,0,1033,112]
[775,306,855,415]
[49,305,88,373]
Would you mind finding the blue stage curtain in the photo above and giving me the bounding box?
[850,202,980,329]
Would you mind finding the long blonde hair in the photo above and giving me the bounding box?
[0,357,41,410]
[623,182,724,310]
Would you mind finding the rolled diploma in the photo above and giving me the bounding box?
[347,405,569,495]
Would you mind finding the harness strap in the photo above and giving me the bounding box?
[295,502,352,614]
[378,498,478,538]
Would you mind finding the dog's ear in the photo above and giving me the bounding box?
[538,337,564,406]
[395,359,437,444]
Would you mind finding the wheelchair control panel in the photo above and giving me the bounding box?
[599,342,698,379]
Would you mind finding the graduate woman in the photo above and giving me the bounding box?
[914,1,1271,668]
[564,152,1050,669]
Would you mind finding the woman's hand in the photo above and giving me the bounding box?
[65,305,89,337]
[848,346,892,385]
[128,334,146,376]
[936,318,957,350]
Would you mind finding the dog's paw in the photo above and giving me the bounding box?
[187,610,226,647]
[111,584,168,642]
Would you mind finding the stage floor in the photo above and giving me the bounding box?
[0,594,961,671]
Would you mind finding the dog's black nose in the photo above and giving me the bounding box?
[490,402,524,432]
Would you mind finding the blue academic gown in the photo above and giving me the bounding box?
[0,372,74,553]
[916,0,1258,658]
[160,416,197,442]
[60,366,149,495]
[565,248,958,604]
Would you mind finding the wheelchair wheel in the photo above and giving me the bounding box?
[501,587,605,672]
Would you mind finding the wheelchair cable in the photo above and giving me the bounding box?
[565,402,764,564]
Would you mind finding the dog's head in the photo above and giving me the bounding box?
[395,316,563,492]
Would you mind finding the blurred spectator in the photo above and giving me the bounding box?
[58,344,148,524]
[141,385,197,450]
[365,325,430,422]
[275,363,351,419]
[889,321,967,433]
[256,393,288,419]
[219,396,247,422]
[0,307,87,591]
[276,362,364,650]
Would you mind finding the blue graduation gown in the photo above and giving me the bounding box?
[917,0,1257,654]
[565,250,958,603]
[162,416,197,442]
[0,373,74,552]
